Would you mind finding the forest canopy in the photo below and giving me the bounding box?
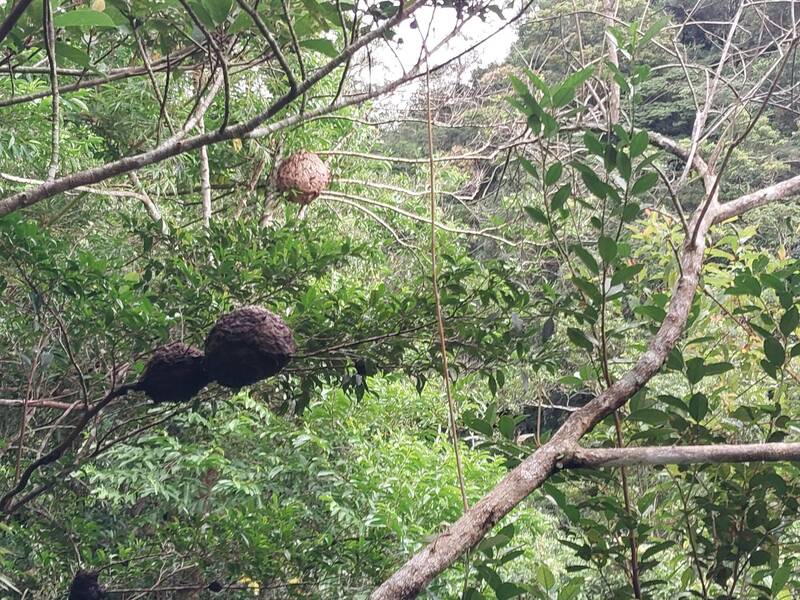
[1,0,800,598]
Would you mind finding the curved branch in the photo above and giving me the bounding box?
[0,48,197,109]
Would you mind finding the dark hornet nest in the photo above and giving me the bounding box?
[274,151,331,205]
[68,569,107,600]
[204,306,297,388]
[135,342,210,403]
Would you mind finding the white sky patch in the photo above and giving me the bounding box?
[353,3,521,107]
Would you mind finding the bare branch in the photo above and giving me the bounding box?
[0,47,197,109]
[128,172,167,233]
[564,442,800,468]
[714,173,800,223]
[198,120,212,227]
[235,0,297,91]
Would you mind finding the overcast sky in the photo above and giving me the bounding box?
[356,3,521,101]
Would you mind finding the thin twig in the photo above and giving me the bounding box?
[425,64,468,513]
[43,0,60,181]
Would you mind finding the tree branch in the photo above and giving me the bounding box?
[0,47,198,109]
[564,442,800,468]
[714,173,800,223]
[0,383,135,514]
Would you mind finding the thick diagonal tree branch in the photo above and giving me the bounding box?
[370,161,720,599]
[371,129,800,598]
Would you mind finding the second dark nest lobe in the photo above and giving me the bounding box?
[204,306,297,388]
[68,569,107,600]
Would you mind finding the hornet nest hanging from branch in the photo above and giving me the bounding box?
[135,342,210,403]
[274,151,331,205]
[204,305,297,388]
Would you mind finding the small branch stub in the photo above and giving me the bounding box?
[274,151,331,205]
[204,306,296,388]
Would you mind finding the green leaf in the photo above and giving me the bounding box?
[629,408,668,425]
[583,132,604,156]
[581,170,609,199]
[552,85,575,108]
[703,362,733,377]
[567,327,594,351]
[630,171,659,195]
[557,577,584,600]
[666,347,684,371]
[536,564,555,589]
[611,263,643,285]
[524,68,551,101]
[685,357,705,385]
[635,305,666,323]
[771,560,791,594]
[764,336,786,366]
[638,16,668,48]
[300,38,339,58]
[622,202,640,222]
[560,66,594,93]
[688,392,708,421]
[203,0,232,24]
[551,184,571,210]
[508,74,541,116]
[571,244,599,275]
[545,162,562,186]
[598,236,617,263]
[229,11,254,32]
[188,2,216,29]
[541,316,556,342]
[551,67,593,108]
[464,413,493,437]
[519,158,539,180]
[749,550,772,567]
[53,9,116,28]
[630,131,649,158]
[496,583,526,600]
[55,41,90,67]
[780,306,799,336]
[616,151,631,181]
[524,205,548,225]
[572,276,601,303]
